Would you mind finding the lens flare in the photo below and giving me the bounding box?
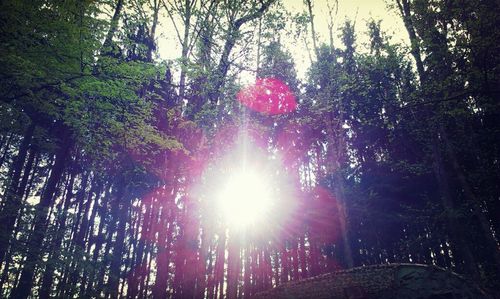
[195,131,298,235]
[237,77,297,115]
[217,168,273,229]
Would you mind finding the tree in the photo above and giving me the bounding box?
[1,0,499,297]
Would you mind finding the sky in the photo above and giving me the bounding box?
[282,0,407,77]
[284,0,405,36]
[157,0,408,81]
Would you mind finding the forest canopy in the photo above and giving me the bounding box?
[0,0,499,298]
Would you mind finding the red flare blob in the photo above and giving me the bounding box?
[237,77,297,115]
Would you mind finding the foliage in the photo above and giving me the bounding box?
[0,0,498,298]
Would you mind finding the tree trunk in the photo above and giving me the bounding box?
[396,0,484,279]
[178,0,192,102]
[15,147,36,201]
[210,0,276,104]
[94,186,121,297]
[84,186,110,297]
[305,0,319,58]
[107,186,129,298]
[215,230,226,299]
[196,226,211,299]
[226,233,240,299]
[0,132,14,170]
[10,127,71,299]
[299,236,307,279]
[101,0,124,54]
[430,134,480,278]
[152,209,173,299]
[440,126,500,269]
[146,0,160,61]
[291,240,299,280]
[395,0,425,81]
[327,103,354,268]
[127,196,153,298]
[39,168,76,299]
[182,198,201,299]
[0,122,35,265]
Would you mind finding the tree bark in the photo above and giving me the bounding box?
[84,186,110,297]
[0,132,14,170]
[305,0,319,58]
[39,168,76,299]
[0,122,35,265]
[101,0,124,54]
[395,0,483,278]
[152,209,174,299]
[440,126,500,269]
[107,186,129,298]
[10,127,71,299]
[226,232,240,299]
[395,0,425,81]
[210,0,276,104]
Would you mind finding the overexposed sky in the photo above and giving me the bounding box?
[157,0,408,80]
[284,0,406,44]
[282,0,407,77]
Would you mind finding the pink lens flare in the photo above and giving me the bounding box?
[237,77,297,115]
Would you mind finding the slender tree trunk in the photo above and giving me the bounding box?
[395,0,425,81]
[305,0,319,58]
[253,246,260,291]
[260,249,267,289]
[182,196,201,299]
[0,132,14,170]
[396,0,484,278]
[178,0,193,102]
[206,245,215,299]
[309,235,319,276]
[0,147,37,289]
[15,147,36,201]
[333,175,354,268]
[95,186,121,297]
[11,128,71,299]
[264,246,272,289]
[430,135,480,278]
[101,0,124,54]
[291,240,299,280]
[326,101,354,268]
[210,0,276,104]
[80,186,103,296]
[152,209,173,299]
[440,126,500,269]
[39,168,76,299]
[255,18,262,77]
[142,245,154,298]
[196,226,211,299]
[215,230,226,299]
[146,0,160,61]
[272,251,280,286]
[127,197,152,298]
[107,186,129,298]
[61,174,95,297]
[23,154,39,202]
[243,244,251,299]
[0,240,15,297]
[226,233,240,299]
[84,187,110,297]
[0,122,35,265]
[299,236,307,279]
[280,241,289,283]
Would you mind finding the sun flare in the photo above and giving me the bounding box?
[217,168,273,229]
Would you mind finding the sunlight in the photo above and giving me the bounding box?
[197,134,297,234]
[216,168,274,229]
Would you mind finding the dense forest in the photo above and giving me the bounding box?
[0,0,499,298]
